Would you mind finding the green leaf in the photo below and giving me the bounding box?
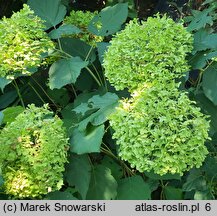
[101,156,123,180]
[194,91,217,132]
[116,175,151,200]
[2,106,25,125]
[46,88,70,107]
[28,0,66,29]
[60,38,96,62]
[0,176,4,187]
[0,90,18,110]
[88,3,128,36]
[97,42,109,64]
[0,112,3,125]
[73,92,119,131]
[203,0,216,5]
[70,124,104,154]
[194,190,214,200]
[0,78,11,92]
[189,51,208,69]
[183,169,207,192]
[49,57,88,90]
[202,156,217,180]
[164,186,183,200]
[193,29,217,52]
[145,178,159,192]
[86,165,117,200]
[45,191,78,200]
[186,9,213,31]
[202,62,217,105]
[65,154,91,199]
[144,171,181,180]
[48,24,81,39]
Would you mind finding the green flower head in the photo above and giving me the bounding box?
[0,104,69,199]
[109,83,210,175]
[103,15,193,91]
[0,4,54,79]
[64,10,103,46]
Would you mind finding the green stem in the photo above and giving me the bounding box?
[31,77,59,109]
[85,67,102,87]
[91,63,104,87]
[28,82,46,104]
[71,84,78,98]
[85,46,94,62]
[13,80,25,108]
[160,180,166,200]
[54,47,102,87]
[101,142,134,176]
[54,26,63,52]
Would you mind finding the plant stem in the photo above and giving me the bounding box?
[54,48,102,87]
[13,80,25,108]
[31,77,59,109]
[71,84,78,98]
[85,67,102,86]
[28,82,46,104]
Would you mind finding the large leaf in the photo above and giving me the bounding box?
[194,91,217,132]
[46,88,70,107]
[88,3,128,36]
[49,57,88,90]
[2,106,24,125]
[70,124,104,154]
[201,156,217,180]
[65,154,91,199]
[0,78,11,92]
[0,112,3,125]
[164,186,183,200]
[28,0,66,29]
[0,176,4,187]
[97,42,110,64]
[73,92,119,131]
[144,171,181,180]
[0,90,18,109]
[190,50,217,69]
[193,29,217,52]
[202,62,217,105]
[194,190,214,200]
[61,90,105,135]
[186,8,213,31]
[116,175,151,200]
[48,24,81,39]
[101,156,123,180]
[45,191,77,200]
[60,38,96,62]
[182,169,207,192]
[86,165,117,200]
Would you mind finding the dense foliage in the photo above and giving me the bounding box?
[0,0,216,200]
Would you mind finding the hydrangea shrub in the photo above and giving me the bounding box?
[0,104,69,198]
[109,84,210,175]
[105,15,210,176]
[0,4,54,79]
[64,10,103,46]
[103,15,193,91]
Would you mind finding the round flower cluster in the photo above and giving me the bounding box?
[0,4,54,79]
[104,15,210,175]
[109,84,210,175]
[64,10,103,46]
[0,104,69,198]
[103,15,193,91]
